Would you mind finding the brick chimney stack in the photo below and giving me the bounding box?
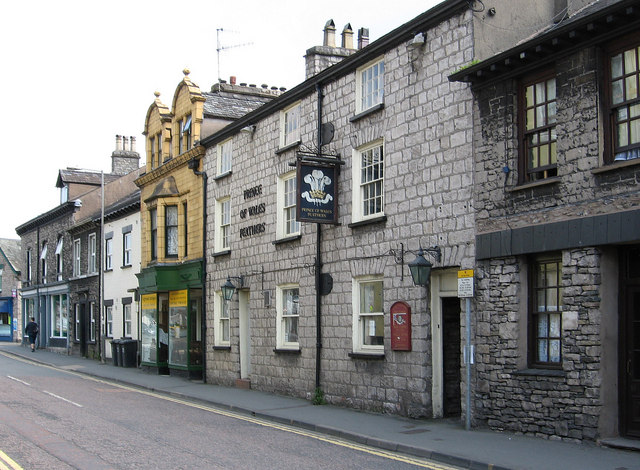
[305,19,358,79]
[111,134,140,176]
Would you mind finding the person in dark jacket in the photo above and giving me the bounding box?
[25,317,38,352]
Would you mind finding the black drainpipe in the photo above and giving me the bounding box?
[315,83,324,390]
[192,156,208,382]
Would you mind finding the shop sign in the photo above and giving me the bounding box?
[169,289,188,307]
[296,162,338,224]
[141,293,157,310]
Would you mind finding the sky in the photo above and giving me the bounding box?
[0,0,441,239]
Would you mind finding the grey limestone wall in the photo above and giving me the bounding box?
[474,249,603,441]
[205,10,475,418]
[474,46,640,235]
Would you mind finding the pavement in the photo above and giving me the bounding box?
[2,342,639,470]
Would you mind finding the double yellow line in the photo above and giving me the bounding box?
[0,450,22,470]
[2,351,460,470]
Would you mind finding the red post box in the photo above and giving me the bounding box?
[390,301,411,351]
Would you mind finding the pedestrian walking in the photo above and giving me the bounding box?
[25,317,38,352]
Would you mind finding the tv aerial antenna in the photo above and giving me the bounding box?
[216,28,253,84]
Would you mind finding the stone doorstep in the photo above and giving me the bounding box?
[235,378,251,389]
[599,437,640,452]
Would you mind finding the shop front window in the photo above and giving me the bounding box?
[168,289,188,366]
[141,293,158,364]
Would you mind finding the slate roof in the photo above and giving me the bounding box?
[0,238,21,274]
[202,91,276,120]
[56,169,120,189]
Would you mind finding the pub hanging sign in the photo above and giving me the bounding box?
[296,162,339,224]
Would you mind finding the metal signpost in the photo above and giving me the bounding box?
[458,269,474,431]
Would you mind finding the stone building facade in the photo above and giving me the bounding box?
[450,0,640,441]
[16,203,77,352]
[201,0,479,418]
[0,239,22,342]
[136,70,280,378]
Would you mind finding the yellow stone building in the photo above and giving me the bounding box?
[136,70,279,377]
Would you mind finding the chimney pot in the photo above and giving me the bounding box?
[230,76,236,85]
[342,23,354,49]
[116,135,122,151]
[131,136,136,152]
[323,19,336,47]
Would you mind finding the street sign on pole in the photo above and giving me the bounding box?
[457,269,474,298]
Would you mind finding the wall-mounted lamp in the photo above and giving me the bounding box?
[407,32,426,70]
[408,246,442,286]
[221,275,245,302]
[407,32,425,51]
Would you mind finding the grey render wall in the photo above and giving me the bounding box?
[471,41,640,440]
[205,9,476,418]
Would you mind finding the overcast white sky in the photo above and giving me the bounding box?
[0,0,441,239]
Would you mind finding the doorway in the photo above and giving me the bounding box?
[620,246,640,438]
[430,269,460,418]
[442,297,462,417]
[78,303,88,357]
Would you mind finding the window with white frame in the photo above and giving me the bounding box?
[55,236,63,280]
[105,236,113,270]
[352,140,384,222]
[277,172,300,239]
[123,231,132,266]
[215,197,231,252]
[123,302,132,337]
[217,139,233,175]
[106,305,113,338]
[276,285,300,349]
[352,276,384,353]
[73,239,81,277]
[165,205,178,257]
[26,249,32,283]
[40,241,47,283]
[356,58,385,113]
[281,102,301,147]
[213,291,230,346]
[88,233,97,274]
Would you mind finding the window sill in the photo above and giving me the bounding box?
[592,157,640,174]
[348,351,385,360]
[213,345,231,351]
[120,265,132,269]
[348,215,387,229]
[275,140,301,155]
[513,368,565,377]
[214,170,232,181]
[274,347,301,355]
[104,268,113,273]
[273,234,301,245]
[506,176,561,192]
[349,103,385,123]
[212,249,231,259]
